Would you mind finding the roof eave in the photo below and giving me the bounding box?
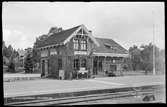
[36,43,64,51]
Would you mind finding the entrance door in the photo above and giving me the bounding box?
[93,59,98,75]
[42,60,45,76]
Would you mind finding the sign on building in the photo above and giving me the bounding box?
[41,50,48,57]
[50,49,57,55]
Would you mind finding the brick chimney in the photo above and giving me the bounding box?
[48,27,63,36]
[89,30,92,35]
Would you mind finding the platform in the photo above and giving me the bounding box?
[4,75,165,98]
[3,74,41,82]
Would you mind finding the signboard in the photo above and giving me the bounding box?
[74,51,87,55]
[78,67,88,74]
[41,50,48,57]
[50,49,57,55]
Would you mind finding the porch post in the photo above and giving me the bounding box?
[40,59,42,77]
[104,56,106,75]
[97,56,99,75]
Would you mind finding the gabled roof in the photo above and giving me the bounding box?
[36,25,81,48]
[94,37,128,54]
[35,25,128,56]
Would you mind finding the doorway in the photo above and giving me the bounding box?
[41,60,45,76]
[93,58,98,75]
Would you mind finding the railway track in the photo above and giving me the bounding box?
[5,87,164,106]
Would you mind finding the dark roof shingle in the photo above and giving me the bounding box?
[94,37,128,54]
[36,25,127,55]
[36,25,80,48]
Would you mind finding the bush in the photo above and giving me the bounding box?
[7,61,15,73]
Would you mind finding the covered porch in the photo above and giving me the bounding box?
[92,52,129,77]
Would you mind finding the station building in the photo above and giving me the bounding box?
[36,25,129,79]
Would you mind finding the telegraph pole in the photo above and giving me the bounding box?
[152,11,156,75]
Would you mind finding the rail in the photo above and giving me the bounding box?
[5,88,164,106]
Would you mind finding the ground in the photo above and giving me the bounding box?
[4,75,165,98]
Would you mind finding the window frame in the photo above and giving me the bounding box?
[80,40,87,51]
[58,58,62,70]
[73,28,88,51]
[74,59,80,70]
[73,39,79,50]
[81,59,87,68]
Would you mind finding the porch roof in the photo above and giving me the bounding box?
[93,52,129,57]
[94,37,129,57]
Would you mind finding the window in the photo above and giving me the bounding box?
[76,35,81,39]
[80,40,87,50]
[74,59,79,70]
[74,28,88,51]
[81,59,86,68]
[50,49,57,55]
[41,50,48,57]
[73,39,79,50]
[58,58,62,70]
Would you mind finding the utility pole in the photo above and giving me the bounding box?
[152,10,156,75]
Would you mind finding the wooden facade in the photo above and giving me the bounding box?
[37,25,129,79]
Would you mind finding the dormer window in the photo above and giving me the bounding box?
[104,43,113,49]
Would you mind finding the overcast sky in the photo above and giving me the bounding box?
[2,2,165,50]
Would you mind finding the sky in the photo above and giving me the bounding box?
[2,2,165,50]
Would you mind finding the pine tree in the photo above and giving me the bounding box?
[7,53,15,73]
[7,61,15,73]
[24,53,33,73]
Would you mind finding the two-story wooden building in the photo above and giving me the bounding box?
[36,24,129,79]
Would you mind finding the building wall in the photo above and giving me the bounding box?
[41,36,97,79]
[39,38,75,79]
[39,35,126,79]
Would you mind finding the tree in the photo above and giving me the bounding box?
[7,61,15,73]
[128,45,142,71]
[24,53,33,73]
[7,53,15,73]
[140,43,153,73]
[140,43,165,74]
[128,43,165,75]
[32,48,40,63]
[122,57,133,71]
[3,43,11,59]
[157,49,165,73]
[31,48,40,72]
[13,49,19,58]
[2,40,5,55]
